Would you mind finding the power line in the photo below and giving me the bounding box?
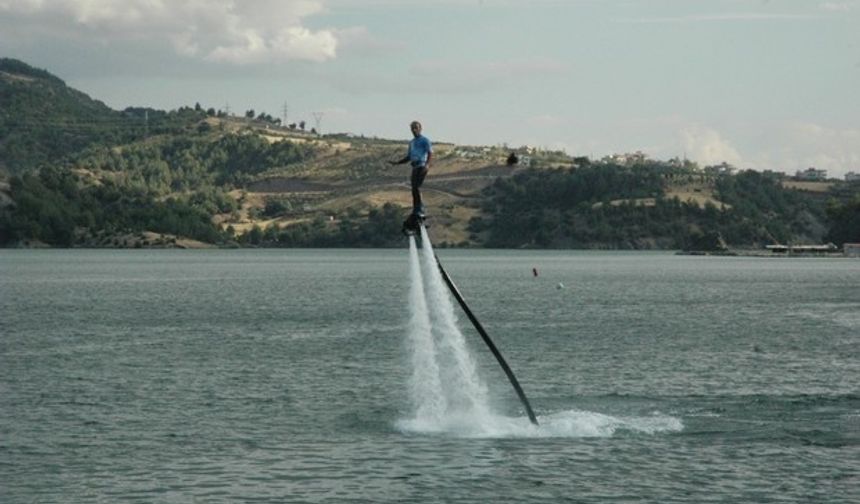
[312,112,324,134]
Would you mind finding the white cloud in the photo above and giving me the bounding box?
[541,116,859,178]
[0,0,339,64]
[760,122,860,177]
[820,2,858,12]
[207,26,337,64]
[679,125,744,167]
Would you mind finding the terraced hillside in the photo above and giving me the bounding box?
[216,122,523,245]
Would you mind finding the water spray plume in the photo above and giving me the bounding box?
[406,236,446,422]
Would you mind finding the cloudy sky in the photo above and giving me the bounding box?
[1,0,858,176]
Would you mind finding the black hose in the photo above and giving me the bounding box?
[434,254,539,426]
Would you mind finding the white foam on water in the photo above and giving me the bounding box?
[397,409,684,439]
[533,410,684,438]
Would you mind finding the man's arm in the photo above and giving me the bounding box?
[422,136,432,169]
[390,155,410,165]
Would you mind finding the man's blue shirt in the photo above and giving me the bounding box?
[408,135,432,168]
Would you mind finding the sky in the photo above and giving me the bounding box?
[1,0,858,177]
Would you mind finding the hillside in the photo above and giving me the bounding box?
[0,58,212,176]
[0,58,858,249]
[1,58,114,173]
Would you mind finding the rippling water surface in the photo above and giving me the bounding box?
[1,249,858,503]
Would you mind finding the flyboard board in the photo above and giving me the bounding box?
[401,212,427,236]
[409,221,539,425]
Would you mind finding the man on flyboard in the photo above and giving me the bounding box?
[390,120,432,235]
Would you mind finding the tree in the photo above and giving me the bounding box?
[247,225,263,245]
[264,197,291,217]
[825,195,860,245]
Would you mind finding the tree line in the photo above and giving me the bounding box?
[470,163,857,249]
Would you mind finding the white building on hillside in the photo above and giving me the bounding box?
[795,167,827,181]
[604,151,647,166]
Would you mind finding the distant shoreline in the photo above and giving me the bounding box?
[677,250,854,258]
[4,241,857,257]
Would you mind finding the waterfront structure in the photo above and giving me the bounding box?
[765,243,839,255]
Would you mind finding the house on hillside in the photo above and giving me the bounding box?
[795,167,827,181]
[603,151,647,166]
[704,162,736,176]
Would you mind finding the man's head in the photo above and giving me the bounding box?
[410,121,422,137]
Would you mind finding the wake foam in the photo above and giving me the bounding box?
[396,409,683,438]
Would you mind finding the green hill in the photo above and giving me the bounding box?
[473,164,840,249]
[1,58,131,173]
[0,58,221,175]
[0,58,857,249]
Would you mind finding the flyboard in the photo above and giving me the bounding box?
[401,212,426,236]
[405,217,539,425]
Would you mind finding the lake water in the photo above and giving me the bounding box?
[1,248,858,503]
